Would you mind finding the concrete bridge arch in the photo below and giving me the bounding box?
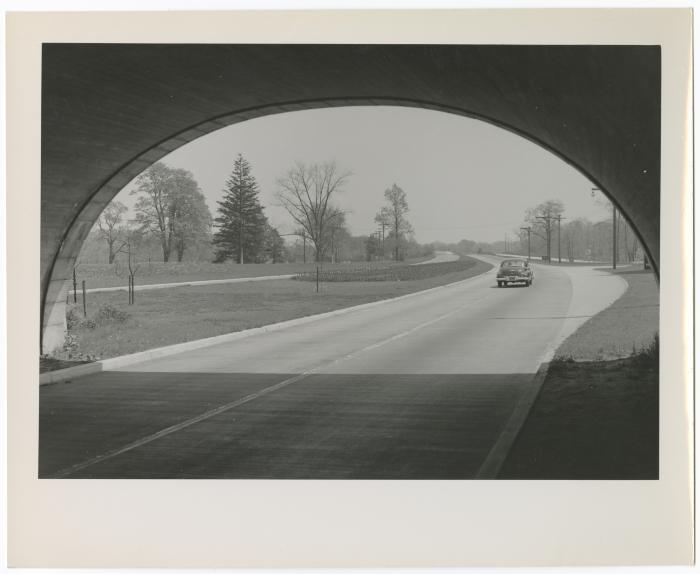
[41,44,660,353]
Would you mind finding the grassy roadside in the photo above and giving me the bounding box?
[72,256,434,289]
[555,265,659,360]
[47,257,492,367]
[499,266,659,479]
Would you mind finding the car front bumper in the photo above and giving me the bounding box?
[498,276,530,282]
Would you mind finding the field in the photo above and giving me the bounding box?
[500,266,659,479]
[72,256,434,290]
[295,258,477,282]
[55,256,493,363]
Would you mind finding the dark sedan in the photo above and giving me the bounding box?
[497,259,534,287]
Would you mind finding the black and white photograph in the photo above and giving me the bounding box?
[38,42,661,480]
[6,6,693,569]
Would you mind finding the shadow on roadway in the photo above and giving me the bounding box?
[40,370,529,480]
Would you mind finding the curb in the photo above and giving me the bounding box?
[40,261,494,385]
[474,361,551,479]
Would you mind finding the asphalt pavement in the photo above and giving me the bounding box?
[40,255,627,479]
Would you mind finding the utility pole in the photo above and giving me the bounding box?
[379,221,388,258]
[554,215,566,263]
[520,227,532,260]
[535,215,553,263]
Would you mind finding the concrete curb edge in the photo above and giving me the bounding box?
[474,361,551,479]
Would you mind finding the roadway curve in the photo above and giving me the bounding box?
[40,256,627,479]
[413,250,460,264]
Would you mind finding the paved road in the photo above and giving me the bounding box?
[40,256,626,479]
[413,250,459,264]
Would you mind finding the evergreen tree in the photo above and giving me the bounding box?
[213,154,268,263]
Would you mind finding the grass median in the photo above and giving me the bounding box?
[72,257,434,289]
[49,256,492,366]
[499,264,659,479]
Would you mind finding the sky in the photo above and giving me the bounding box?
[114,106,611,245]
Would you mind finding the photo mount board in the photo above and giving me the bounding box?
[6,8,694,568]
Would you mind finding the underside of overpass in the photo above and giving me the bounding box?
[41,44,660,353]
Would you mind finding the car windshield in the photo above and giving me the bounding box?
[501,260,526,268]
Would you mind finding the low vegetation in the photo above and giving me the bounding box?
[500,338,658,479]
[294,258,478,282]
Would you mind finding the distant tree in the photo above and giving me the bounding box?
[365,233,381,261]
[374,209,391,259]
[377,183,413,261]
[213,154,268,263]
[263,224,286,263]
[276,161,350,262]
[95,201,128,264]
[132,162,212,262]
[523,199,565,261]
[172,186,212,262]
[322,208,347,263]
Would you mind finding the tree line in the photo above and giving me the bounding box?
[513,199,643,263]
[88,155,432,267]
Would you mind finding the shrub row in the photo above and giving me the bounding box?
[294,258,477,282]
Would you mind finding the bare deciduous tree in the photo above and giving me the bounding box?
[276,161,350,263]
[377,183,413,261]
[96,201,128,264]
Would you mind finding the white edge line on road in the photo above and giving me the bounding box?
[40,261,495,385]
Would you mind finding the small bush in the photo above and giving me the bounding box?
[94,303,129,325]
[69,303,129,330]
[66,305,81,330]
[631,332,659,369]
[294,258,477,283]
